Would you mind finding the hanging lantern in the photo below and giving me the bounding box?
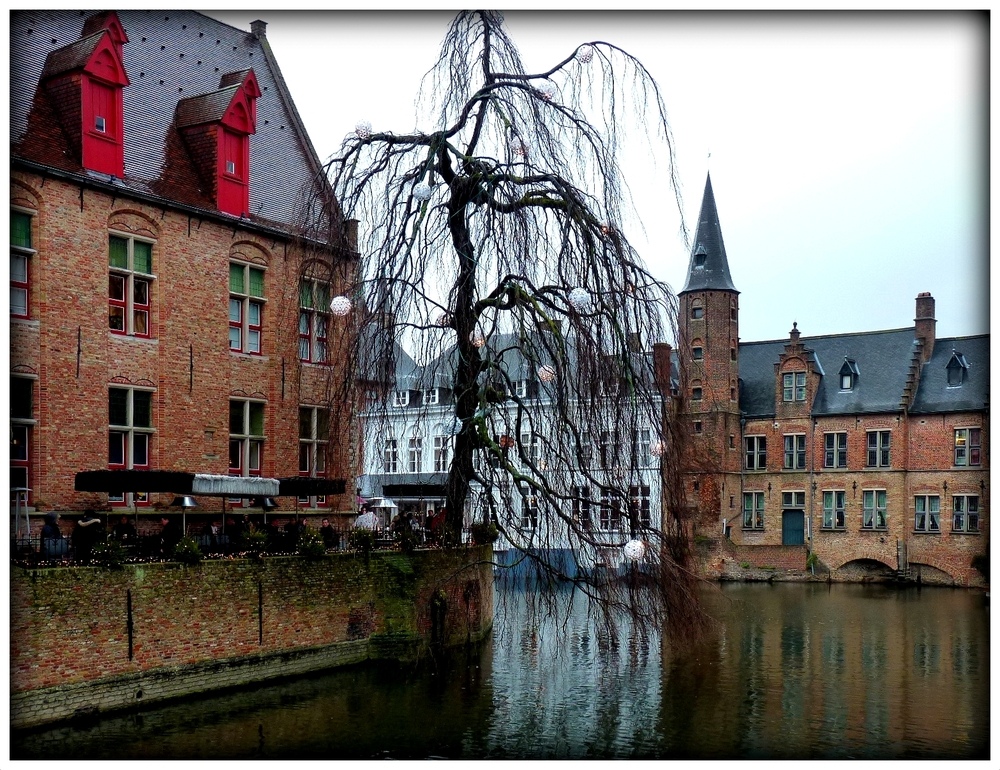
[537,364,556,383]
[510,138,529,158]
[577,44,594,64]
[355,120,372,140]
[435,312,452,327]
[471,333,486,348]
[413,182,433,201]
[536,80,557,101]
[623,539,645,562]
[499,434,515,449]
[650,440,664,457]
[568,287,592,312]
[329,295,352,316]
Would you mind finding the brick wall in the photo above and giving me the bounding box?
[10,547,494,729]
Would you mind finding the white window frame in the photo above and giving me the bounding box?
[519,484,539,530]
[743,491,765,529]
[862,489,888,530]
[298,278,330,364]
[109,386,155,507]
[914,494,940,533]
[298,406,329,508]
[954,428,981,467]
[229,399,265,502]
[744,435,767,471]
[822,490,846,529]
[629,484,651,528]
[109,231,155,338]
[572,486,592,530]
[383,438,399,473]
[11,208,34,319]
[393,390,410,408]
[423,388,439,406]
[407,436,423,473]
[433,434,451,473]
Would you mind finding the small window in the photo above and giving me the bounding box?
[298,278,330,364]
[230,262,265,354]
[692,347,703,361]
[11,209,34,319]
[745,436,766,470]
[693,420,702,434]
[946,352,969,387]
[914,495,940,533]
[743,492,765,529]
[839,359,859,390]
[393,391,410,408]
[782,372,806,402]
[95,115,107,133]
[226,160,236,175]
[691,306,704,319]
[824,432,847,468]
[692,387,703,401]
[424,388,439,406]
[109,234,154,338]
[383,438,399,473]
[866,430,891,468]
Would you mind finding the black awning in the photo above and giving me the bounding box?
[381,484,447,498]
[277,477,347,496]
[75,469,196,494]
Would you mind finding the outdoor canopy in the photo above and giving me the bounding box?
[74,469,346,498]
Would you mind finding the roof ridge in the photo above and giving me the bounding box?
[739,325,917,346]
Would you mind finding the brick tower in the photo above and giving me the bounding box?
[677,173,743,535]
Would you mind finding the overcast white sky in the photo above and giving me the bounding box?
[213,9,988,345]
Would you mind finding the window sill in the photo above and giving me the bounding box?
[951,466,983,470]
[859,527,889,533]
[819,527,847,532]
[110,333,157,343]
[230,351,267,360]
[741,527,765,533]
[10,316,38,326]
[950,530,982,536]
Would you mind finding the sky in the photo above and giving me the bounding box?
[209,9,989,345]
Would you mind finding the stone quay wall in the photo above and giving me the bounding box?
[10,547,494,730]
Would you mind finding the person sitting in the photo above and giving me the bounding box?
[112,515,138,546]
[353,506,378,530]
[40,512,68,559]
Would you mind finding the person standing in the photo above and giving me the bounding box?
[319,518,337,549]
[73,510,104,564]
[159,515,182,558]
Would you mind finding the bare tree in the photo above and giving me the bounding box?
[314,11,704,637]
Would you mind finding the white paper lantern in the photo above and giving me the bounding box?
[650,440,664,457]
[510,138,529,158]
[471,333,486,348]
[568,287,592,312]
[329,295,352,316]
[355,120,372,140]
[435,312,452,327]
[413,182,433,201]
[577,44,594,64]
[623,539,645,562]
[537,364,556,383]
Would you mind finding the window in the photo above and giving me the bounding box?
[11,210,33,318]
[229,400,265,483]
[952,495,979,533]
[407,436,423,473]
[298,407,329,507]
[839,359,859,390]
[599,491,622,531]
[822,491,846,529]
[629,485,652,528]
[946,352,969,387]
[10,376,34,504]
[514,379,528,399]
[229,263,264,354]
[691,305,704,319]
[954,428,981,467]
[745,436,767,470]
[862,489,887,529]
[433,434,452,473]
[692,346,704,361]
[692,386,703,401]
[914,495,940,533]
[298,278,330,364]
[109,234,153,337]
[573,486,592,530]
[633,429,652,468]
[598,430,619,469]
[783,434,806,470]
[866,430,891,468]
[393,390,410,408]
[520,432,541,467]
[519,484,539,530]
[824,432,847,468]
[783,490,806,512]
[424,388,439,406]
[109,387,154,506]
[693,420,702,434]
[782,371,806,402]
[743,492,765,529]
[383,438,399,473]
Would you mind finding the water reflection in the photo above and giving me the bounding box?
[12,582,988,760]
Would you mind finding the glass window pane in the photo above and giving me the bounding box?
[229,263,245,294]
[109,305,125,331]
[315,450,326,473]
[134,310,148,336]
[11,377,32,419]
[133,279,148,306]
[11,287,27,316]
[11,253,28,282]
[109,388,129,426]
[229,326,241,350]
[109,274,126,300]
[229,297,242,323]
[229,439,241,470]
[109,431,125,465]
[248,329,261,353]
[229,401,244,435]
[11,425,28,461]
[300,280,312,308]
[298,337,309,360]
[316,283,329,309]
[248,301,261,326]
[299,311,310,334]
[249,440,262,471]
[299,443,310,472]
[133,241,152,274]
[109,236,128,268]
[248,268,265,297]
[133,433,149,466]
[132,391,152,427]
[316,410,329,437]
[248,402,265,436]
[299,408,312,439]
[11,211,31,248]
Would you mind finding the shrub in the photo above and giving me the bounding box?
[297,528,327,560]
[348,528,376,554]
[241,528,268,560]
[172,536,203,565]
[469,520,499,545]
[90,539,127,570]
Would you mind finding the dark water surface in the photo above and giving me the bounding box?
[12,582,989,759]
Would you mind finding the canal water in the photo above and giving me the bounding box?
[12,581,989,760]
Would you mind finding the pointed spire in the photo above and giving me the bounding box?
[680,173,738,294]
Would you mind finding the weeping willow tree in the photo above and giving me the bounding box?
[314,11,703,638]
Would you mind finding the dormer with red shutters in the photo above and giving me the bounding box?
[176,70,261,217]
[39,11,129,178]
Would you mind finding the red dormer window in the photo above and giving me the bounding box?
[81,37,128,177]
[216,71,260,216]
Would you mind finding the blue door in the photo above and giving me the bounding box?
[782,510,805,545]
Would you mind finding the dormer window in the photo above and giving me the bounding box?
[394,391,410,408]
[95,115,107,133]
[839,358,860,391]
[424,388,439,406]
[946,351,969,387]
[693,244,707,269]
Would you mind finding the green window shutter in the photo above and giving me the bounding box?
[110,236,129,268]
[133,241,152,274]
[249,402,265,436]
[300,280,313,308]
[230,263,245,294]
[11,212,31,248]
[249,267,265,298]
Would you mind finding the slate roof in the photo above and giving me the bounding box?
[11,10,331,232]
[680,173,738,294]
[738,327,989,418]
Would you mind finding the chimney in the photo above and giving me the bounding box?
[653,342,673,396]
[345,218,359,252]
[915,292,936,363]
[250,20,267,39]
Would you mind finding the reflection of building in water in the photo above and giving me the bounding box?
[657,584,988,759]
[675,174,988,586]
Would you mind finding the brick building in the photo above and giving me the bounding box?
[10,11,359,535]
[676,174,988,585]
